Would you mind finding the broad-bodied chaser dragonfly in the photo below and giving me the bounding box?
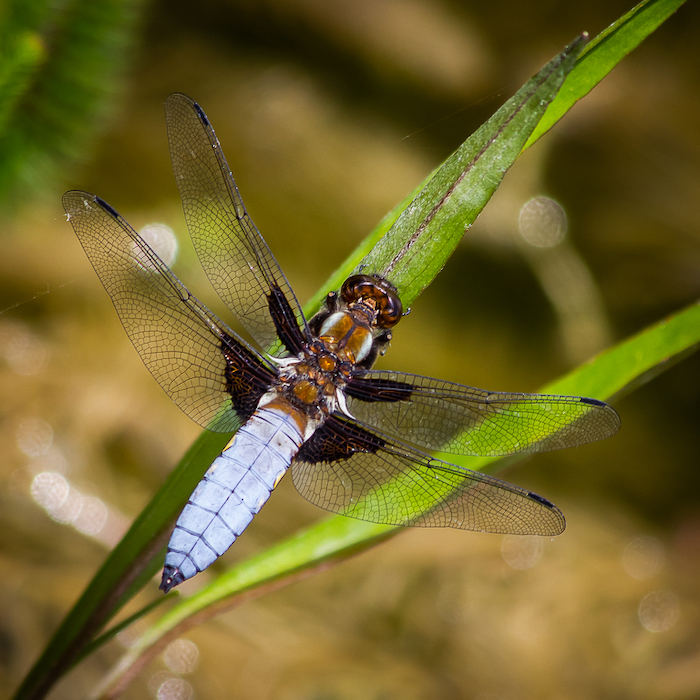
[64,93,620,593]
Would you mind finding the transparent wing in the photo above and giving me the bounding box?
[64,191,275,432]
[165,92,309,356]
[293,416,565,535]
[345,370,620,456]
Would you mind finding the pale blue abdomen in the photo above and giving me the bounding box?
[161,405,306,591]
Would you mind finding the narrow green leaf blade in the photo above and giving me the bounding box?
[524,0,689,150]
[543,301,700,400]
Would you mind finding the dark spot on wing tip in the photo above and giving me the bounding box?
[193,101,210,126]
[580,396,606,407]
[580,396,622,433]
[159,566,184,594]
[95,196,119,219]
[527,491,567,534]
[527,491,555,508]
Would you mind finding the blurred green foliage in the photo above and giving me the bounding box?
[0,0,147,210]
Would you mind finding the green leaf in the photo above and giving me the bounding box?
[89,517,398,698]
[523,0,689,150]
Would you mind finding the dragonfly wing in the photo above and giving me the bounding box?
[64,191,275,432]
[292,415,565,536]
[344,370,620,456]
[164,92,309,356]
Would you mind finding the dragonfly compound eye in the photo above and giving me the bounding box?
[341,275,403,328]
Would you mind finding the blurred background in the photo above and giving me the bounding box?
[2,0,700,698]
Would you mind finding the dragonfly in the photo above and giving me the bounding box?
[64,93,620,593]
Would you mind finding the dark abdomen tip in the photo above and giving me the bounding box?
[160,565,185,594]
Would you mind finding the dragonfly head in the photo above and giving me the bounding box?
[340,275,403,330]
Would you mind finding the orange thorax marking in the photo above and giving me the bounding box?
[318,312,373,364]
[293,380,318,404]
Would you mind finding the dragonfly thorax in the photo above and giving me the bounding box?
[318,311,374,364]
[308,274,403,370]
[274,332,357,420]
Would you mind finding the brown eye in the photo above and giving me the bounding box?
[340,274,403,328]
[341,275,374,303]
[377,292,402,328]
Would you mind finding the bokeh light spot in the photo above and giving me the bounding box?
[0,324,49,375]
[518,196,567,248]
[163,639,200,674]
[501,535,543,570]
[48,487,83,524]
[638,590,679,633]
[27,445,69,476]
[156,677,193,700]
[622,535,664,580]
[31,472,69,512]
[73,495,108,536]
[140,223,178,266]
[16,417,53,457]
